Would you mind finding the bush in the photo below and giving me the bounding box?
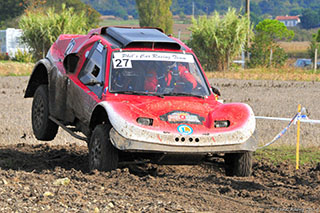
[248,33,288,67]
[12,49,34,63]
[0,53,10,61]
[188,8,251,71]
[19,4,91,60]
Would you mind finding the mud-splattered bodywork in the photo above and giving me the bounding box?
[25,26,257,154]
[101,98,257,153]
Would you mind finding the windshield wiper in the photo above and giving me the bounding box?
[162,92,204,99]
[116,91,164,98]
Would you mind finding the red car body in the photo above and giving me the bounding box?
[25,26,257,176]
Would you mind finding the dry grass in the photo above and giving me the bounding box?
[205,66,320,82]
[0,61,34,76]
[278,41,310,59]
[278,41,310,53]
[172,23,191,41]
[1,61,319,82]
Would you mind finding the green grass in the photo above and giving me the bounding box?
[254,146,320,166]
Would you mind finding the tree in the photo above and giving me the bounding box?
[308,30,320,63]
[0,0,26,29]
[248,19,294,68]
[255,19,294,41]
[136,0,173,34]
[188,8,252,71]
[300,9,320,29]
[19,4,91,60]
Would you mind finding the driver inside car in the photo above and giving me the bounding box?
[144,61,198,93]
[170,62,198,92]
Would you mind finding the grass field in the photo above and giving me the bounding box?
[0,61,33,76]
[206,66,320,82]
[279,41,310,58]
[255,146,320,166]
[1,60,319,81]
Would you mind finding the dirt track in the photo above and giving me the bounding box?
[0,76,320,212]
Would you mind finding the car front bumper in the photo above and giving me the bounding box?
[109,128,258,153]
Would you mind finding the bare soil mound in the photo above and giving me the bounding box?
[0,143,319,212]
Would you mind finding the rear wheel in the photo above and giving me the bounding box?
[89,124,118,172]
[224,152,252,177]
[32,85,58,140]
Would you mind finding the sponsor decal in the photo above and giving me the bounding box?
[103,87,108,95]
[160,111,204,124]
[168,112,198,123]
[113,52,194,63]
[113,58,133,69]
[177,124,193,135]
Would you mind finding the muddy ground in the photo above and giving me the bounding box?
[0,76,319,212]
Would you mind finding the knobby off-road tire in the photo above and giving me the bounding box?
[32,85,58,141]
[224,152,253,177]
[89,124,119,172]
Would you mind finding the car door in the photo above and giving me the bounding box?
[66,41,107,127]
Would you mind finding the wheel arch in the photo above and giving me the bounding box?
[24,59,52,98]
[89,104,112,133]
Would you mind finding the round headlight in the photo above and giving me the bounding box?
[214,120,230,128]
[137,117,153,126]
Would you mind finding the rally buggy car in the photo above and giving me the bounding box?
[25,26,257,176]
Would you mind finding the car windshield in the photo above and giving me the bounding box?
[109,52,210,97]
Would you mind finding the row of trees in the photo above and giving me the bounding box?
[62,0,320,29]
[11,0,300,71]
[79,0,320,20]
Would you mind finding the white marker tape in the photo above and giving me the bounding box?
[256,106,320,149]
[255,116,320,124]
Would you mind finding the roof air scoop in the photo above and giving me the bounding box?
[105,27,181,50]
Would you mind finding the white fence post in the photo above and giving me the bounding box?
[314,48,318,73]
[269,48,273,67]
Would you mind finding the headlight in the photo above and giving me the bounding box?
[214,120,230,128]
[137,117,153,126]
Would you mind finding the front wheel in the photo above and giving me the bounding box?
[224,152,252,177]
[89,124,118,172]
[32,85,58,141]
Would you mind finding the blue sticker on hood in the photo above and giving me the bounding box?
[177,124,193,135]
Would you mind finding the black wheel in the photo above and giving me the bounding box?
[224,152,252,177]
[32,85,58,141]
[89,124,118,172]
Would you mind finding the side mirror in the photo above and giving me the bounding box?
[211,86,221,96]
[84,78,103,86]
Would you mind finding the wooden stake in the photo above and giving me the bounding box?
[296,104,301,170]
